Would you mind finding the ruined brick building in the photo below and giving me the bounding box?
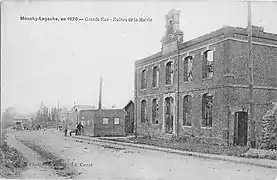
[134,9,277,146]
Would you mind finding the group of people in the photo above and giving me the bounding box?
[75,122,84,136]
[64,122,84,137]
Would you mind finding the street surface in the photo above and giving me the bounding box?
[9,129,277,180]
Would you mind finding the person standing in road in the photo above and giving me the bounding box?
[77,122,83,135]
[75,123,78,135]
[64,125,68,137]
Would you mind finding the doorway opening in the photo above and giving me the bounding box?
[234,111,248,146]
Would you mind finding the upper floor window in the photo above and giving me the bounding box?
[184,56,193,82]
[141,69,147,90]
[152,66,159,88]
[183,95,192,126]
[202,50,214,79]
[141,100,147,123]
[165,61,173,85]
[202,93,213,127]
[152,98,159,124]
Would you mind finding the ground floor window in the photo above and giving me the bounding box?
[165,96,174,134]
[102,117,109,124]
[141,100,147,123]
[202,93,213,127]
[183,95,192,126]
[152,98,159,124]
[114,117,120,125]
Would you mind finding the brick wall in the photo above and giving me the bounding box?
[124,102,135,134]
[94,109,126,136]
[134,26,277,146]
[135,36,229,145]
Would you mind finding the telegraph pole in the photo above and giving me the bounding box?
[66,111,69,129]
[247,1,255,148]
[176,43,180,137]
[134,65,138,137]
[57,100,59,130]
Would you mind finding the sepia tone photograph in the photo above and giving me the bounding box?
[1,1,277,179]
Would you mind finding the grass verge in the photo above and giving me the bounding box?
[18,139,80,179]
[0,141,28,178]
[102,136,251,157]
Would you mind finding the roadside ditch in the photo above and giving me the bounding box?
[16,137,81,179]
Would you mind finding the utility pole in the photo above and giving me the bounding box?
[57,100,59,130]
[247,1,255,148]
[176,44,180,137]
[74,101,78,124]
[134,64,138,137]
[66,111,69,129]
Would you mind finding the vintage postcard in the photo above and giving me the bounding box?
[1,1,277,179]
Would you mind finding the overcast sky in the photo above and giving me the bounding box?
[2,1,277,114]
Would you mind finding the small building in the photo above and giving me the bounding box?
[74,108,126,137]
[13,117,32,130]
[93,109,126,136]
[73,77,126,137]
[14,120,24,130]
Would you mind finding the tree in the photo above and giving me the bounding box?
[2,107,17,128]
[1,107,17,146]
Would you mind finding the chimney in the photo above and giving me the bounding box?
[252,25,264,32]
[98,76,102,110]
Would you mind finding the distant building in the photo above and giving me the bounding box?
[58,108,77,130]
[13,117,32,130]
[73,77,126,136]
[134,9,277,146]
[71,104,95,124]
[73,107,126,137]
[14,120,24,130]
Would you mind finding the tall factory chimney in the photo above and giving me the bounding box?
[98,76,102,110]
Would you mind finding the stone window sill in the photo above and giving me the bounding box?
[201,126,212,129]
[202,77,213,81]
[183,125,192,128]
[183,81,192,84]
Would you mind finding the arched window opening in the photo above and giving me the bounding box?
[184,56,193,82]
[152,98,159,124]
[152,66,159,88]
[141,69,147,90]
[165,96,174,134]
[202,50,214,79]
[183,95,192,126]
[141,100,147,123]
[165,62,173,85]
[202,93,213,127]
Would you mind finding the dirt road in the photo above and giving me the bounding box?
[11,129,277,179]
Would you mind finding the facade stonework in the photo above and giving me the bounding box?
[134,10,277,146]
